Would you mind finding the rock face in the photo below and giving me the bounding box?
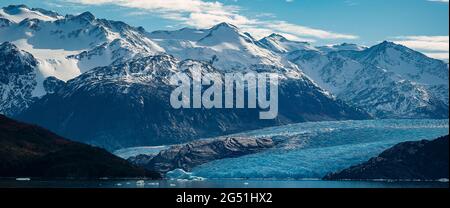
[324,135,449,180]
[43,76,65,94]
[0,114,160,179]
[0,42,39,116]
[0,5,164,116]
[0,5,164,79]
[2,4,447,151]
[287,41,449,119]
[17,55,369,151]
[129,137,275,173]
[1,4,448,121]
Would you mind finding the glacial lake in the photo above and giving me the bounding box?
[116,119,449,182]
[2,119,448,188]
[0,178,448,188]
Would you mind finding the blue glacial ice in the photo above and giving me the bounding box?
[190,119,449,179]
[166,169,205,181]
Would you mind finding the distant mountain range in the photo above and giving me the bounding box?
[0,114,160,178]
[15,54,368,150]
[0,4,448,150]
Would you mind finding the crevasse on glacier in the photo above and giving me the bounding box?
[189,119,449,179]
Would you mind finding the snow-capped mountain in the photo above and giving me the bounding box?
[148,22,296,73]
[258,33,318,53]
[257,34,365,54]
[151,25,448,118]
[0,4,63,23]
[18,54,369,150]
[317,43,367,53]
[0,5,163,81]
[0,42,38,116]
[1,3,448,146]
[287,41,449,118]
[0,4,165,115]
[0,41,66,116]
[355,41,448,86]
[150,27,210,42]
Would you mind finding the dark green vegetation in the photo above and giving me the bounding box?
[0,115,160,179]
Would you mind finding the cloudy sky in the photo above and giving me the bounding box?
[2,0,449,60]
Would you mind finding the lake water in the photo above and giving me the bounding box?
[2,119,448,188]
[0,179,448,188]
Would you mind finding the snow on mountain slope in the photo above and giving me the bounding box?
[0,4,62,23]
[317,43,367,53]
[287,50,357,94]
[0,5,166,115]
[355,41,448,86]
[288,42,449,118]
[256,34,365,55]
[353,41,449,108]
[0,5,164,81]
[66,16,165,71]
[258,33,318,53]
[149,27,210,42]
[0,41,68,116]
[18,54,369,150]
[2,4,447,121]
[148,23,294,73]
[0,42,40,116]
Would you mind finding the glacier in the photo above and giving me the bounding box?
[189,119,449,179]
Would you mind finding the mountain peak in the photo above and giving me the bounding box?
[211,22,239,31]
[339,43,357,47]
[1,4,62,23]
[0,41,19,52]
[0,41,36,65]
[379,40,397,47]
[258,33,315,53]
[75,11,95,22]
[317,43,367,53]
[198,22,251,45]
[267,33,287,40]
[264,33,311,45]
[367,41,410,53]
[2,4,29,13]
[375,41,410,50]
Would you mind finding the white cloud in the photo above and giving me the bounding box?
[264,21,358,40]
[424,52,449,60]
[427,0,449,3]
[393,36,449,61]
[68,0,358,41]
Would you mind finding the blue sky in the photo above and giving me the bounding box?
[2,0,449,59]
